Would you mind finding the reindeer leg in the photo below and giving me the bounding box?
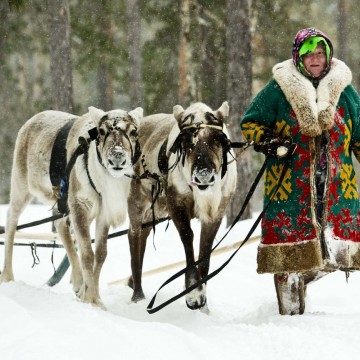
[168,199,205,310]
[1,180,32,282]
[127,178,152,303]
[198,218,222,279]
[70,206,99,305]
[128,223,151,302]
[91,217,109,308]
[55,217,83,293]
[194,217,223,312]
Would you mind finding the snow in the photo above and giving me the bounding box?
[1,204,360,360]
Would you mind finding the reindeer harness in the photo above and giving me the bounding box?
[49,114,141,215]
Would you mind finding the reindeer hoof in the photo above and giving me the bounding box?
[131,290,145,303]
[93,299,107,310]
[75,283,104,308]
[186,296,206,310]
[0,271,14,283]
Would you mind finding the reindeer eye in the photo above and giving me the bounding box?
[99,128,106,136]
[182,114,194,125]
[130,129,138,137]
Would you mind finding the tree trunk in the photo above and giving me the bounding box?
[125,0,143,108]
[178,0,196,105]
[226,0,253,224]
[95,1,114,111]
[48,0,74,112]
[97,62,113,111]
[0,0,10,202]
[337,0,349,63]
[0,0,9,73]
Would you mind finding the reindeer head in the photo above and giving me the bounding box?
[88,106,143,178]
[171,102,231,191]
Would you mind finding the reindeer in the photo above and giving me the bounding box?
[127,102,237,310]
[0,106,143,307]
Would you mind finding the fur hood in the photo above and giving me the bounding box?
[272,58,352,137]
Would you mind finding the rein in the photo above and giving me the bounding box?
[146,155,292,314]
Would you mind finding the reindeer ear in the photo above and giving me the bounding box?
[216,101,229,119]
[128,107,143,126]
[88,106,106,121]
[173,105,184,123]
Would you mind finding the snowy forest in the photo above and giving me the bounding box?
[0,0,359,215]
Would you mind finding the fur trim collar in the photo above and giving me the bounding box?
[272,58,352,137]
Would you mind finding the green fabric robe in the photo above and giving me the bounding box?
[240,58,360,274]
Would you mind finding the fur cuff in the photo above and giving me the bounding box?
[273,58,352,137]
[257,240,324,273]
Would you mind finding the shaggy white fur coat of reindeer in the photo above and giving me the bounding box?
[127,101,237,310]
[0,106,143,307]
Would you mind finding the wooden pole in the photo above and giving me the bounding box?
[108,235,260,286]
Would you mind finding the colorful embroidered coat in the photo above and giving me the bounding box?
[241,58,360,274]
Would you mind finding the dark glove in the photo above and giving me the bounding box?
[254,134,296,158]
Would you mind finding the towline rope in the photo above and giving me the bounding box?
[0,215,171,248]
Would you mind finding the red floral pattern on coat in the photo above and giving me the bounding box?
[262,210,316,245]
[296,178,310,205]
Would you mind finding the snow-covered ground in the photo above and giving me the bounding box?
[1,204,360,360]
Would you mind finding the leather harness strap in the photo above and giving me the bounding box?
[49,118,77,188]
[49,118,77,214]
[49,120,101,215]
